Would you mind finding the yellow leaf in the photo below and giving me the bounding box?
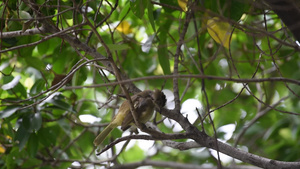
[116,21,132,35]
[6,135,12,140]
[178,0,188,12]
[0,145,5,153]
[207,17,232,49]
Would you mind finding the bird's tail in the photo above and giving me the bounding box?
[93,123,115,146]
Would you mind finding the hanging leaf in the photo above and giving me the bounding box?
[158,43,171,75]
[22,112,42,132]
[147,1,156,32]
[37,127,57,147]
[118,2,130,20]
[24,56,45,71]
[130,0,146,19]
[47,98,76,113]
[207,17,232,49]
[0,145,5,153]
[27,133,38,157]
[116,21,133,35]
[157,18,172,75]
[30,79,45,96]
[178,0,188,12]
[230,0,248,21]
[15,124,31,150]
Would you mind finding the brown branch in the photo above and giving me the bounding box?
[0,26,45,38]
[65,74,300,91]
[0,23,86,53]
[110,159,223,169]
[96,132,189,156]
[172,5,193,112]
[160,108,300,169]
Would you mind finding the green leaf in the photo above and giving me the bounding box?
[30,79,45,96]
[47,98,75,113]
[5,147,19,169]
[37,40,50,54]
[1,122,14,139]
[74,66,88,86]
[57,119,71,134]
[17,36,37,57]
[62,9,73,19]
[1,37,18,47]
[157,20,172,75]
[15,124,31,150]
[121,143,144,162]
[2,75,28,98]
[204,0,247,21]
[23,112,42,132]
[130,0,146,19]
[147,0,156,32]
[158,41,171,75]
[230,0,248,21]
[118,2,131,20]
[15,83,27,98]
[0,106,20,118]
[27,133,38,157]
[160,0,178,13]
[22,158,42,169]
[24,56,45,71]
[38,127,57,147]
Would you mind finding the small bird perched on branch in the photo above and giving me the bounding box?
[93,89,166,146]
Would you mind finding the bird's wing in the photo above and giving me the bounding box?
[121,94,154,130]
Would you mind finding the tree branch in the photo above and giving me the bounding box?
[160,107,300,169]
[109,159,263,169]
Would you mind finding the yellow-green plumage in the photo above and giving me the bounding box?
[93,123,116,146]
[93,89,166,147]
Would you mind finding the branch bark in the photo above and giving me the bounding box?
[109,159,263,169]
[160,108,300,169]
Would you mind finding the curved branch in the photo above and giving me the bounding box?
[0,27,45,38]
[110,159,264,169]
[160,108,300,169]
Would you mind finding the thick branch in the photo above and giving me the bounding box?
[0,27,45,38]
[160,108,300,169]
[109,159,262,169]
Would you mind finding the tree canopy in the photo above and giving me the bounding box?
[1,0,300,168]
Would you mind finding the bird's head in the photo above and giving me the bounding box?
[152,89,167,108]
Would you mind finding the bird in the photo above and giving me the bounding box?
[93,89,166,146]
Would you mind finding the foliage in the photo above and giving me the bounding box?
[1,0,300,168]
